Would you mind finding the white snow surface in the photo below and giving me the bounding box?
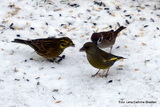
[0,0,160,107]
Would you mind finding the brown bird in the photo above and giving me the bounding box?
[12,37,75,62]
[80,42,125,77]
[91,26,126,52]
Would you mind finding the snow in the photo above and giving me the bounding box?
[0,0,160,107]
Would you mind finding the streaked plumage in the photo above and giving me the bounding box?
[12,37,75,62]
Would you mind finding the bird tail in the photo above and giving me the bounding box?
[109,56,126,61]
[117,56,126,60]
[12,39,29,45]
[115,26,126,36]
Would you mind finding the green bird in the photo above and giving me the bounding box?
[80,42,126,77]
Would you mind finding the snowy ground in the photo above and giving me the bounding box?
[0,0,160,107]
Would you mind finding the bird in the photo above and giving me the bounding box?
[80,42,125,77]
[91,26,126,53]
[12,37,75,62]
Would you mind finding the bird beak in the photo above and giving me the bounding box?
[79,47,85,52]
[71,43,75,47]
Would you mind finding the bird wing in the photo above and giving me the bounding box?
[28,38,59,53]
[98,49,120,62]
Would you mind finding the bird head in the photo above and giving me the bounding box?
[59,37,75,49]
[91,33,103,45]
[80,42,98,54]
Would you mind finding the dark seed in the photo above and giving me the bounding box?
[53,89,59,92]
[30,27,35,30]
[150,18,154,22]
[117,22,120,27]
[144,25,149,28]
[46,22,48,26]
[30,58,33,60]
[26,79,29,81]
[35,77,40,79]
[156,27,159,30]
[59,14,62,17]
[10,23,14,30]
[125,20,130,24]
[109,25,112,28]
[104,8,109,10]
[16,34,20,37]
[116,46,120,49]
[123,10,127,13]
[93,23,97,26]
[116,6,121,10]
[117,68,123,70]
[37,82,40,85]
[68,22,72,25]
[15,79,20,81]
[108,80,113,83]
[88,17,91,20]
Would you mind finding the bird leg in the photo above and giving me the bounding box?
[56,55,65,63]
[92,69,101,77]
[48,55,65,63]
[104,68,110,78]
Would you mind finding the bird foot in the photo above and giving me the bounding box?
[91,73,99,77]
[56,55,65,63]
[103,74,109,78]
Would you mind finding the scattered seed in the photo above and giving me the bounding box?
[109,25,112,28]
[125,20,130,24]
[150,18,154,22]
[156,27,159,30]
[108,80,113,83]
[53,89,59,92]
[16,34,20,37]
[37,82,40,85]
[140,17,146,21]
[87,17,91,20]
[15,78,20,81]
[144,25,149,28]
[117,22,120,27]
[68,3,80,8]
[35,77,40,79]
[10,23,14,30]
[104,8,109,10]
[52,96,56,100]
[118,65,124,67]
[116,6,121,10]
[116,46,120,49]
[30,58,33,60]
[93,23,97,26]
[123,10,127,13]
[135,69,139,71]
[55,101,61,103]
[117,68,123,70]
[141,43,147,46]
[30,27,35,30]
